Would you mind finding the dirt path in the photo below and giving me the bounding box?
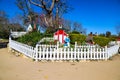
[0,48,120,80]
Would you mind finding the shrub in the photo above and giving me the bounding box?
[109,37,116,41]
[16,31,43,47]
[93,36,110,47]
[70,34,110,47]
[69,34,86,44]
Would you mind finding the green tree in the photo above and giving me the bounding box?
[106,31,111,37]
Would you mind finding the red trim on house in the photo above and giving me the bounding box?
[54,30,67,43]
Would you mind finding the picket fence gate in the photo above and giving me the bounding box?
[9,37,120,61]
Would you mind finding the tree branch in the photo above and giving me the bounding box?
[49,0,55,11]
[40,0,50,12]
[29,0,44,8]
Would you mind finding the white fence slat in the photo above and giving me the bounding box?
[67,48,70,60]
[59,48,62,60]
[59,48,63,60]
[80,48,83,60]
[64,48,66,60]
[74,48,76,60]
[87,48,90,59]
[93,48,95,59]
[49,48,52,60]
[45,48,48,60]
[52,48,55,60]
[90,47,92,59]
[56,48,59,60]
[78,48,80,60]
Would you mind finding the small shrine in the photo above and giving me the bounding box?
[54,29,67,44]
[54,25,67,44]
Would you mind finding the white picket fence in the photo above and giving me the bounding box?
[9,38,35,59]
[107,45,119,58]
[35,46,107,61]
[9,37,120,61]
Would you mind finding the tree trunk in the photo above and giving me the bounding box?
[45,13,53,27]
[33,23,36,30]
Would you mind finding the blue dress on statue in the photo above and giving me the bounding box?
[64,37,70,47]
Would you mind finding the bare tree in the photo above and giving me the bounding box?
[73,22,86,34]
[0,10,24,38]
[29,0,71,28]
[16,0,72,32]
[62,19,71,32]
[16,0,32,17]
[16,0,39,30]
[29,0,57,27]
[54,0,73,27]
[0,10,8,24]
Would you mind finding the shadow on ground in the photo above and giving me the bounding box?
[0,42,8,48]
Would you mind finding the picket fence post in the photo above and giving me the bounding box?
[105,46,108,60]
[35,44,38,61]
[8,36,12,51]
[56,41,59,60]
[57,41,59,49]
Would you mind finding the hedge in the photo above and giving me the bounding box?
[93,36,110,47]
[69,34,110,47]
[69,34,86,45]
[16,31,43,47]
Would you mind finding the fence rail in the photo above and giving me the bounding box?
[107,45,119,58]
[9,38,35,58]
[9,38,120,61]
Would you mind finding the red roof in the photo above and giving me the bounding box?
[54,30,67,35]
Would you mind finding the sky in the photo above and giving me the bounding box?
[0,0,120,35]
